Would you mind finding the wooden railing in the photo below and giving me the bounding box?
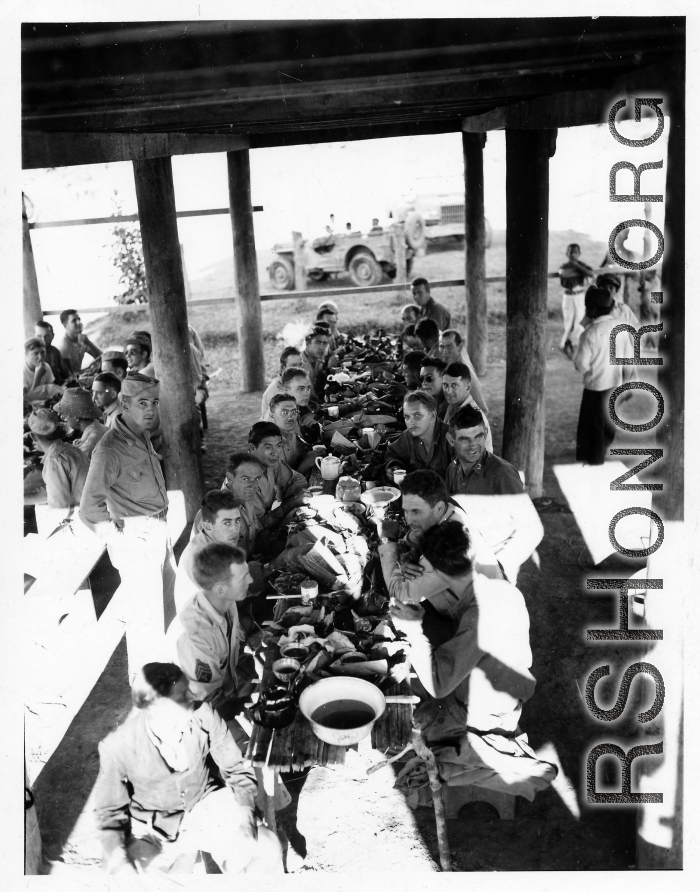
[41,267,640,316]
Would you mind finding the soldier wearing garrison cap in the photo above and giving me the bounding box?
[80,373,170,679]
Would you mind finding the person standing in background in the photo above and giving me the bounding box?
[558,244,594,358]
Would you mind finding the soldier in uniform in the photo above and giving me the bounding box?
[80,373,170,680]
[93,662,283,875]
[25,408,89,522]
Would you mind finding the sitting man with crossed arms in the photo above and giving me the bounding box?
[93,661,283,876]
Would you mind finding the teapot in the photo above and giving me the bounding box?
[316,454,343,480]
[335,475,362,503]
[326,371,352,384]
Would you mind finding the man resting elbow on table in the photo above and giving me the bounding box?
[389,522,557,801]
[376,470,503,620]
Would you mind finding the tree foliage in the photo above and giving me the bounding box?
[109,197,149,304]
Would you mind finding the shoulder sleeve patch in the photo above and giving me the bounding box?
[195,659,213,683]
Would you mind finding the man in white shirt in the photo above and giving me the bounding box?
[574,287,633,464]
[23,338,64,402]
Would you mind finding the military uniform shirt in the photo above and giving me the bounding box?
[80,415,167,524]
[445,451,523,496]
[167,590,244,706]
[76,419,108,460]
[42,439,90,509]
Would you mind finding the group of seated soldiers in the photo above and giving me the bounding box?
[25,281,556,875]
[23,310,210,512]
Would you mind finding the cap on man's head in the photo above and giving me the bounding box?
[596,273,622,293]
[57,387,102,420]
[102,350,126,363]
[27,408,61,437]
[121,373,160,398]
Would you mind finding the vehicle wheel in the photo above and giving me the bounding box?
[405,212,426,250]
[268,257,295,291]
[308,270,329,282]
[348,250,383,287]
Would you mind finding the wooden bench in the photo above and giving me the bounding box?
[25,492,187,784]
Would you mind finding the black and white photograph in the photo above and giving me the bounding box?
[4,2,695,881]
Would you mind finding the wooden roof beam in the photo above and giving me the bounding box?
[461,61,678,132]
[462,88,611,132]
[22,130,249,170]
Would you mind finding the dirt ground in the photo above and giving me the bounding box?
[32,235,656,874]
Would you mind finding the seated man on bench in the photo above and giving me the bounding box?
[175,490,243,614]
[389,521,557,802]
[167,543,259,745]
[94,661,283,876]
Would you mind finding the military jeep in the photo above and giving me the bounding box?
[267,224,415,291]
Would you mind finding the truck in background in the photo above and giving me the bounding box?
[389,174,492,249]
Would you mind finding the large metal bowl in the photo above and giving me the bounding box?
[299,677,386,746]
[359,486,401,509]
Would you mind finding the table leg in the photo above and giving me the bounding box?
[412,728,452,872]
[255,765,279,835]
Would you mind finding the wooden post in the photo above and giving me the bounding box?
[292,231,307,293]
[636,87,684,870]
[23,195,43,339]
[180,243,192,301]
[227,149,266,391]
[132,156,204,522]
[503,129,556,498]
[462,132,488,376]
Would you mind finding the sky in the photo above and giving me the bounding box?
[22,118,668,315]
